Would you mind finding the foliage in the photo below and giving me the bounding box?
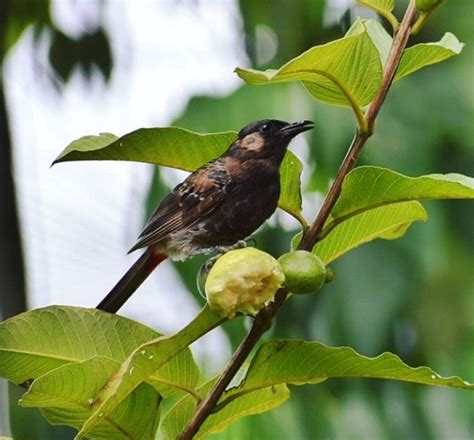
[1,1,473,439]
[53,129,305,225]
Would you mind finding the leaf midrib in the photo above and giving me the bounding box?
[0,347,79,363]
[319,196,446,241]
[218,368,472,410]
[29,391,134,438]
[1,347,199,398]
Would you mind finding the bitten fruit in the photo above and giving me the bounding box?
[205,248,285,318]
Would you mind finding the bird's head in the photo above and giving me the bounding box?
[227,119,314,162]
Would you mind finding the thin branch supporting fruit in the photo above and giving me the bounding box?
[178,2,418,438]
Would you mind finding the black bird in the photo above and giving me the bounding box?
[97,119,314,313]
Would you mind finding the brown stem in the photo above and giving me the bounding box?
[365,2,418,134]
[177,289,287,440]
[297,132,368,250]
[299,1,417,251]
[179,2,418,438]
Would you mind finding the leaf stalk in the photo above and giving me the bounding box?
[293,69,368,133]
[357,0,400,31]
[411,0,446,36]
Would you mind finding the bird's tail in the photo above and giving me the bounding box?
[96,248,167,313]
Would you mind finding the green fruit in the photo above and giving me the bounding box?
[278,250,326,294]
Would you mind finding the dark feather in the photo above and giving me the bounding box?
[128,160,230,252]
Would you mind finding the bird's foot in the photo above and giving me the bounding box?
[234,239,249,249]
[214,238,251,254]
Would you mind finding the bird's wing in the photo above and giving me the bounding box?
[129,160,230,252]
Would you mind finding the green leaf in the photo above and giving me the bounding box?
[3,0,51,54]
[21,356,161,439]
[0,306,199,398]
[160,379,289,439]
[53,127,305,224]
[279,152,304,223]
[198,385,289,439]
[415,0,444,12]
[395,33,464,81]
[346,19,392,67]
[356,1,398,30]
[332,166,474,220]
[314,201,427,264]
[147,350,200,399]
[53,128,235,169]
[77,306,224,439]
[294,167,473,264]
[227,340,474,400]
[159,378,214,440]
[235,20,382,108]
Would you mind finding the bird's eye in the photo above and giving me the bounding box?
[260,124,270,133]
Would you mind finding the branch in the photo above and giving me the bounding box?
[179,2,418,438]
[177,289,287,440]
[298,0,418,250]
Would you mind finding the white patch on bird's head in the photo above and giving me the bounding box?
[240,133,265,152]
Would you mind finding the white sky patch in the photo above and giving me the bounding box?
[5,0,248,371]
[325,0,377,28]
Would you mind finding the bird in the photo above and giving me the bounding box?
[96,119,314,313]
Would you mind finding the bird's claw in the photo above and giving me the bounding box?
[214,238,250,254]
[235,239,249,249]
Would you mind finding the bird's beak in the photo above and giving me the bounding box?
[280,120,314,138]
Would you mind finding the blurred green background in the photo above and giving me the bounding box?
[1,1,473,439]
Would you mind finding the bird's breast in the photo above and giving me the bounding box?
[199,165,280,245]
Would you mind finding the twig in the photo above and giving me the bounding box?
[178,2,418,438]
[177,289,287,440]
[299,0,417,250]
[411,1,445,36]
